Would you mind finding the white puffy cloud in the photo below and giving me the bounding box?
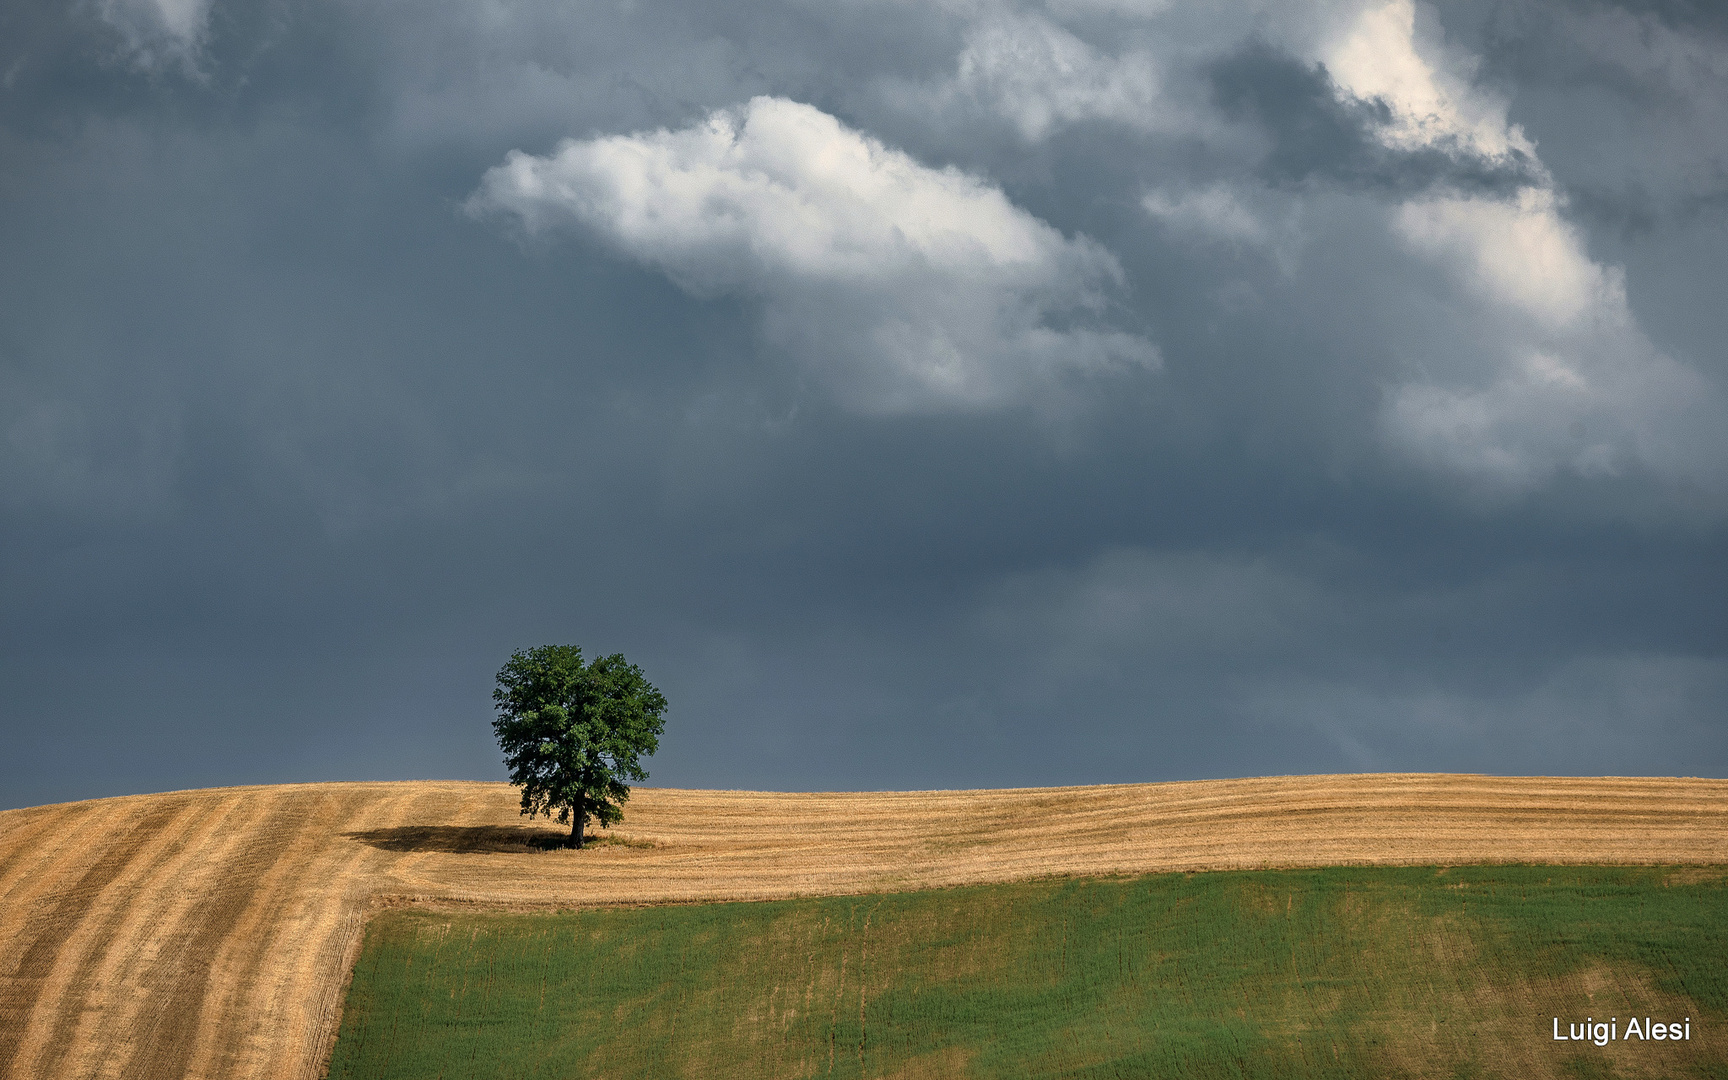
[1306,0,1728,492]
[1321,0,1535,163]
[468,95,1156,413]
[868,6,1175,143]
[1382,342,1722,489]
[444,0,1721,489]
[1383,177,1726,490]
[96,0,214,73]
[943,13,1163,141]
[1393,189,1620,330]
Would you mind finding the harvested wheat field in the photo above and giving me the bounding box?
[1,773,1725,1080]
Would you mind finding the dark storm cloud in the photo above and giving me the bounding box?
[1440,0,1728,241]
[1208,42,1541,195]
[1559,0,1728,37]
[1561,175,1728,243]
[1425,0,1728,379]
[1,0,1725,810]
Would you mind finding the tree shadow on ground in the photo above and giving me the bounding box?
[344,825,574,854]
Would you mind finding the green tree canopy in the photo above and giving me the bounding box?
[491,644,667,849]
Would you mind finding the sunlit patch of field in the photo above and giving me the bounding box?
[1,775,1724,1079]
[327,867,1728,1080]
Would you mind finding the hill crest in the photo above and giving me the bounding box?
[2,774,1725,1080]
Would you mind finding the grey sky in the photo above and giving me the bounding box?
[2,0,1724,809]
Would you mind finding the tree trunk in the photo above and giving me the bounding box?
[570,797,585,849]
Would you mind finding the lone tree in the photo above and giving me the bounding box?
[492,644,667,849]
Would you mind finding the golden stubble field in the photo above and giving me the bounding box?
[0,774,1724,1080]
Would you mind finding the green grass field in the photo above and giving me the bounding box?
[326,867,1726,1079]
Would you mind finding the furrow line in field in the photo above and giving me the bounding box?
[115,792,318,1080]
[1,799,191,1079]
[58,792,264,1080]
[174,789,349,1079]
